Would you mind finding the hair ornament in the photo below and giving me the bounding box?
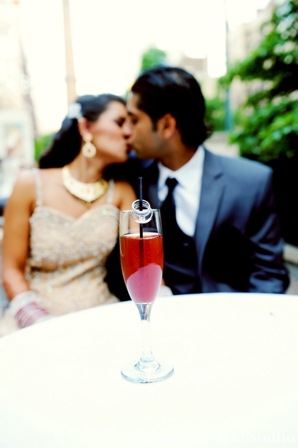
[67,102,83,120]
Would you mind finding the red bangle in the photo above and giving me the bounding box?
[16,302,50,328]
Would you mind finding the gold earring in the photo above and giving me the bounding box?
[82,133,96,158]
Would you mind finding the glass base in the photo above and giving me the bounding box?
[121,359,174,384]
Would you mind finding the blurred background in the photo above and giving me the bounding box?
[0,0,297,291]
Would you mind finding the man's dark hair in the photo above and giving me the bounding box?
[131,66,210,148]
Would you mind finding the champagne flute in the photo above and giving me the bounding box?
[120,200,174,383]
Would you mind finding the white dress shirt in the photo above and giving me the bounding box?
[157,145,205,236]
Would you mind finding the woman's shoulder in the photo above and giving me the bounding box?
[13,167,61,190]
[113,180,137,209]
[13,168,36,190]
[6,169,37,212]
[39,167,62,181]
[114,179,135,191]
[114,180,136,198]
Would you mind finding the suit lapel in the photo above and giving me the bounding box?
[195,148,225,274]
[143,153,225,277]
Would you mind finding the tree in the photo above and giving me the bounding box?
[205,94,226,132]
[222,0,298,162]
[221,0,298,245]
[140,47,166,72]
[34,134,53,162]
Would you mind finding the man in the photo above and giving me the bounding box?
[120,66,289,295]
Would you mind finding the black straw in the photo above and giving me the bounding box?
[139,177,143,238]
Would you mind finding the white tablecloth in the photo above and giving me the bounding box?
[0,293,298,447]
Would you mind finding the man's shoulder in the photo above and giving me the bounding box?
[204,147,272,180]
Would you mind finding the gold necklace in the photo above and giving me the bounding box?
[62,165,108,204]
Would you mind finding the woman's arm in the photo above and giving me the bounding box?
[2,171,35,300]
[2,171,52,327]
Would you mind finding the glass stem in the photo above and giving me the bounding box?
[136,303,159,371]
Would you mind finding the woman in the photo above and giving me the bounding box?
[0,94,136,336]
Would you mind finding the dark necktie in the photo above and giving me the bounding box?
[160,178,200,294]
[160,177,179,253]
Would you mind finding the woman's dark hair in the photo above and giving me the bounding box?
[39,93,125,168]
[131,66,211,148]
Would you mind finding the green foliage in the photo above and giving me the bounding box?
[34,133,53,162]
[229,98,298,162]
[222,0,298,163]
[205,95,226,132]
[140,47,166,72]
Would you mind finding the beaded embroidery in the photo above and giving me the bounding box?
[0,171,120,336]
[27,171,119,316]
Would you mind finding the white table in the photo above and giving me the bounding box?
[0,293,298,447]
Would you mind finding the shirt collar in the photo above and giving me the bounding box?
[158,145,205,191]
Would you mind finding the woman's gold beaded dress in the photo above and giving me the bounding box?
[0,170,119,336]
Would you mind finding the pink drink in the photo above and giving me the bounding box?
[120,232,163,303]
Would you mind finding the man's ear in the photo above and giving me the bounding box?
[158,114,177,139]
[77,118,91,139]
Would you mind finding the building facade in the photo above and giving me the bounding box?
[0,1,34,198]
[228,0,281,111]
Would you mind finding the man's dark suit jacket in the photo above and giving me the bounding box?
[105,147,289,298]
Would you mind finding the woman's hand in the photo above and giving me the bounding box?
[9,291,52,328]
[157,285,173,297]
